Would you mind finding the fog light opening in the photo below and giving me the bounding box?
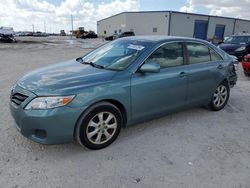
[34,129,47,139]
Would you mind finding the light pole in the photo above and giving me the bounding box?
[71,14,74,39]
[44,21,46,33]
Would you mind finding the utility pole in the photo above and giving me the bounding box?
[71,14,73,39]
[32,24,34,33]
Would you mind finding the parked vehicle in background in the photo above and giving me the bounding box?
[60,30,66,36]
[105,31,135,41]
[118,31,135,38]
[10,36,238,150]
[0,27,16,43]
[81,31,98,39]
[33,32,48,37]
[218,34,250,60]
[73,27,85,38]
[105,34,115,41]
[242,54,250,76]
[15,31,49,37]
[73,27,98,39]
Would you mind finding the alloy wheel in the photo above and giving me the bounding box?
[86,112,117,145]
[213,85,228,108]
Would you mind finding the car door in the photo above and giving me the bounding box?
[130,42,188,121]
[185,42,224,106]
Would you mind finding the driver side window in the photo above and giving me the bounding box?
[145,42,184,68]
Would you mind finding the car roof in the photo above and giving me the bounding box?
[120,35,208,44]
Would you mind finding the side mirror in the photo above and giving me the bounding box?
[140,63,160,73]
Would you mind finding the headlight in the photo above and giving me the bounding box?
[235,46,246,51]
[25,95,75,110]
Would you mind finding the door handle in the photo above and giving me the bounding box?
[217,64,223,69]
[179,72,187,77]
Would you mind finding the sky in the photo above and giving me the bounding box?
[1,0,250,33]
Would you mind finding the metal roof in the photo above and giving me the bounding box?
[97,10,250,23]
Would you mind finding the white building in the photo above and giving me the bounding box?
[97,11,250,40]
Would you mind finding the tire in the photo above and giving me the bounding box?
[209,81,230,111]
[75,102,122,150]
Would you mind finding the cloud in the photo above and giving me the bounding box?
[0,0,139,33]
[14,0,56,12]
[180,0,194,13]
[180,0,250,19]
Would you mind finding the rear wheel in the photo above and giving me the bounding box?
[210,82,230,111]
[75,102,122,150]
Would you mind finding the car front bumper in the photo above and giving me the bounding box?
[9,85,86,144]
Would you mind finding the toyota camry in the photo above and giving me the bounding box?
[10,36,238,149]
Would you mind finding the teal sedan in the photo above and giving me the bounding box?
[10,36,238,149]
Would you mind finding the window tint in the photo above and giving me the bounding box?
[145,42,184,68]
[187,43,210,64]
[210,48,223,61]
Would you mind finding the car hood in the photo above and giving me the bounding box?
[219,43,243,51]
[17,59,116,95]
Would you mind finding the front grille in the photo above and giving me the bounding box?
[11,93,28,106]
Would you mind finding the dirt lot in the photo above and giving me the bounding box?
[0,37,250,188]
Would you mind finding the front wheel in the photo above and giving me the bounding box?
[209,82,230,111]
[75,102,122,150]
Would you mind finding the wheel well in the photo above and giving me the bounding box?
[103,99,127,126]
[73,99,128,140]
[222,78,229,86]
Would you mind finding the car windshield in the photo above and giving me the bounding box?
[224,36,250,45]
[81,39,149,71]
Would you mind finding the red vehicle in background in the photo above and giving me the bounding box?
[242,54,250,76]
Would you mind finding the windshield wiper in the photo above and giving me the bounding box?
[76,57,104,69]
[82,61,105,69]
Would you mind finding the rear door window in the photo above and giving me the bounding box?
[210,48,223,61]
[186,43,211,64]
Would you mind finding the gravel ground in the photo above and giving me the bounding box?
[0,37,250,188]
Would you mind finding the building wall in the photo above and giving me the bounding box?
[97,12,170,36]
[97,14,126,37]
[169,12,208,37]
[97,11,250,39]
[125,12,169,35]
[207,17,235,39]
[234,20,250,34]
